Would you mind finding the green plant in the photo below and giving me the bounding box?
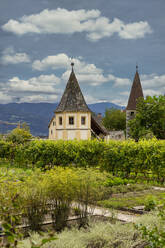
[129,95,165,140]
[103,108,126,131]
[21,170,48,231]
[104,176,129,187]
[6,127,32,144]
[1,139,165,183]
[136,210,165,248]
[144,197,157,211]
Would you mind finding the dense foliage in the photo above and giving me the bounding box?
[0,139,165,181]
[129,95,165,140]
[0,167,108,242]
[103,108,126,131]
[6,127,32,144]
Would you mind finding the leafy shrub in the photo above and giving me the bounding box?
[6,128,32,144]
[104,176,129,187]
[144,197,157,211]
[0,167,109,233]
[136,210,165,248]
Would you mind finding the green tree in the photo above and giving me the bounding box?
[129,95,165,140]
[103,109,126,131]
[6,125,32,144]
[21,122,30,132]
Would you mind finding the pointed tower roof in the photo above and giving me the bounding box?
[55,63,90,113]
[126,66,144,110]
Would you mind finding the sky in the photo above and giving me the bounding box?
[0,0,165,106]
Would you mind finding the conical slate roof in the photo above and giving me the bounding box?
[55,67,90,113]
[126,69,144,110]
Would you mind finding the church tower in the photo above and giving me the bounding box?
[48,63,91,140]
[126,66,144,138]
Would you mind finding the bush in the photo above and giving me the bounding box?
[0,167,109,233]
[144,197,157,211]
[1,139,165,181]
[104,176,129,187]
[6,127,32,144]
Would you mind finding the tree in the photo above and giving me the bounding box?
[129,95,165,140]
[21,122,30,132]
[102,109,126,131]
[6,125,32,144]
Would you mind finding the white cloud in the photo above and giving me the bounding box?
[111,98,128,106]
[143,89,162,96]
[2,8,152,41]
[0,74,62,103]
[1,47,30,65]
[33,53,133,86]
[141,74,165,89]
[62,70,109,86]
[8,74,60,93]
[32,53,69,71]
[84,95,103,104]
[119,21,152,39]
[33,53,109,86]
[108,74,131,86]
[33,53,102,74]
[0,92,13,103]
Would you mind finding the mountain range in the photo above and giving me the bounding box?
[0,102,123,136]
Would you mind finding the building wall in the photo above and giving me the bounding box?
[48,116,56,139]
[105,131,125,141]
[49,112,91,140]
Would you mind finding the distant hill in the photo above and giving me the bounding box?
[0,102,123,136]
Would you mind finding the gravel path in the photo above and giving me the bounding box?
[90,206,139,223]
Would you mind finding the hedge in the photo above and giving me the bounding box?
[0,138,165,179]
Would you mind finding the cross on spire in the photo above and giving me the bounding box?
[71,62,74,71]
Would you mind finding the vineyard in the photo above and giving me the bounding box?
[0,138,165,181]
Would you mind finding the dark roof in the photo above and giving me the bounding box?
[126,70,144,110]
[48,115,55,128]
[91,113,108,135]
[55,68,90,113]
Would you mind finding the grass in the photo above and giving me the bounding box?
[0,159,33,182]
[98,190,165,210]
[109,183,151,194]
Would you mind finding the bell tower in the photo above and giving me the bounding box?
[126,66,144,138]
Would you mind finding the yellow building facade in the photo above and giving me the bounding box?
[49,112,91,140]
[48,63,91,140]
[48,63,108,140]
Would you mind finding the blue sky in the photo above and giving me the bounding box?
[0,0,164,106]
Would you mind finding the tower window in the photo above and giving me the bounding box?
[69,116,74,125]
[59,117,62,125]
[53,121,56,126]
[81,116,86,125]
[130,112,134,116]
[51,130,53,135]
